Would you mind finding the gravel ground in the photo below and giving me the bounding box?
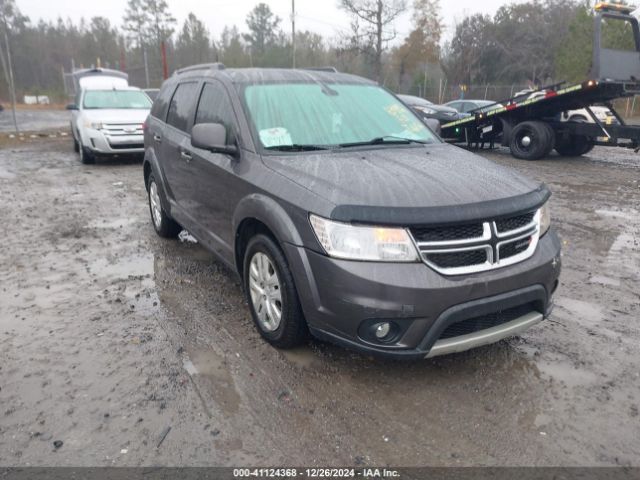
[0,134,638,467]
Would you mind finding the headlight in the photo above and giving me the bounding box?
[310,215,419,262]
[539,202,551,237]
[83,120,103,130]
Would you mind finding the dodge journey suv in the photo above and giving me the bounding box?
[143,64,561,360]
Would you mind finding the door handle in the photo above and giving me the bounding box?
[180,150,192,162]
[153,134,162,143]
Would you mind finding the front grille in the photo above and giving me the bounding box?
[411,223,484,243]
[495,212,535,233]
[500,237,532,260]
[426,249,487,269]
[439,303,536,340]
[411,210,539,275]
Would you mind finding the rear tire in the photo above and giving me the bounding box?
[147,174,181,238]
[73,135,79,153]
[509,121,553,160]
[243,234,308,349]
[555,117,594,157]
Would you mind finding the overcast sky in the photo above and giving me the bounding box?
[15,0,526,43]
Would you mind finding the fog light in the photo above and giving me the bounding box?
[375,322,391,339]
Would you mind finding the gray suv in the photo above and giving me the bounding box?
[143,64,561,360]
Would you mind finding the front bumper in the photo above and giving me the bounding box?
[284,231,561,360]
[82,129,144,155]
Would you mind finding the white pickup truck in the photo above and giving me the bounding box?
[68,71,152,164]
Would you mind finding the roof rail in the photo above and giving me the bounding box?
[174,63,226,76]
[300,67,339,73]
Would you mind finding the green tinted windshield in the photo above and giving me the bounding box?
[83,90,152,109]
[243,83,437,148]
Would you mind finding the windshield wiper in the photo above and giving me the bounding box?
[339,136,430,148]
[265,144,333,152]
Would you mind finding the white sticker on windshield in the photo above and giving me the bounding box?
[259,127,293,147]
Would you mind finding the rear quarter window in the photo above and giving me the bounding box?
[150,84,175,120]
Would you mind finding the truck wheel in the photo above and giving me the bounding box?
[147,174,181,238]
[509,121,552,160]
[243,234,308,349]
[555,137,594,157]
[541,123,556,157]
[555,117,594,157]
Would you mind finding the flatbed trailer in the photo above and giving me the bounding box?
[440,3,640,160]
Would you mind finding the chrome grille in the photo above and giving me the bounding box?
[410,210,540,276]
[102,123,144,136]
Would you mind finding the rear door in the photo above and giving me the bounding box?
[159,81,200,214]
[183,80,245,261]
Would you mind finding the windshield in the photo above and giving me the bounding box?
[83,90,152,110]
[243,83,438,150]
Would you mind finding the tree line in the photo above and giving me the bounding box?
[0,0,635,103]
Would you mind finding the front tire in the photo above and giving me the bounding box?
[147,174,181,238]
[78,137,95,164]
[243,234,307,349]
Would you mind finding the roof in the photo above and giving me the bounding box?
[175,66,375,86]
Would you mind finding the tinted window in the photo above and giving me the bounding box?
[195,82,237,142]
[166,82,199,132]
[150,84,174,119]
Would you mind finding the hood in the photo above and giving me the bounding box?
[263,143,549,225]
[81,109,149,124]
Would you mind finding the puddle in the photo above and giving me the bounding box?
[184,348,241,415]
[280,346,321,369]
[535,358,599,388]
[89,253,154,280]
[0,165,15,179]
[555,297,604,327]
[596,209,636,221]
[588,275,621,287]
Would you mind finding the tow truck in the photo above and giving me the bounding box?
[440,2,640,160]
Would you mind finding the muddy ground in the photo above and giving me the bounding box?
[0,134,638,467]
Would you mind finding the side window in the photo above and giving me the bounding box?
[194,82,237,142]
[166,82,199,132]
[150,84,175,120]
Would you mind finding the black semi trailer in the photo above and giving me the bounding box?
[440,2,640,160]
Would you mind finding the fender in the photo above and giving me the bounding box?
[232,193,304,247]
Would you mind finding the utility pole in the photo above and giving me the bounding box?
[291,0,296,68]
[143,44,150,88]
[0,10,18,134]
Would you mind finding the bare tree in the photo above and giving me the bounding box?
[339,0,407,82]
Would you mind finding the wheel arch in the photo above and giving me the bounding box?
[233,194,305,279]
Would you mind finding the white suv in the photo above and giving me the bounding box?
[68,86,152,164]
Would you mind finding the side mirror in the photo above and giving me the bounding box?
[425,118,441,135]
[191,123,237,156]
[66,103,78,110]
